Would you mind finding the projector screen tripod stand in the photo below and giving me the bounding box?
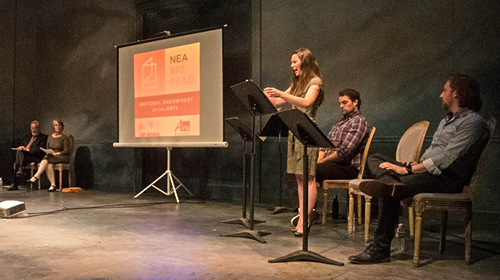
[134,147,193,202]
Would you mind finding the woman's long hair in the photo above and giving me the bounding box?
[290,48,324,106]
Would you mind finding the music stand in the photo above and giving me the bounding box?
[268,109,344,266]
[220,79,276,243]
[260,114,294,214]
[219,117,265,228]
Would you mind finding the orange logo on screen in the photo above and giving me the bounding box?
[134,50,165,98]
[175,120,190,132]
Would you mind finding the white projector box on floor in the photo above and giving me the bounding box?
[0,200,26,218]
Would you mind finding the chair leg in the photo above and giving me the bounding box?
[30,165,35,190]
[348,192,354,233]
[357,195,362,225]
[59,169,63,191]
[409,206,414,240]
[439,211,448,254]
[322,188,328,226]
[465,210,472,264]
[413,211,423,267]
[364,196,371,243]
[68,170,72,188]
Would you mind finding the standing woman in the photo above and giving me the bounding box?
[264,48,324,236]
[29,119,70,192]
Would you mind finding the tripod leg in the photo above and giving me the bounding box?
[167,172,180,203]
[171,172,194,196]
[134,170,170,198]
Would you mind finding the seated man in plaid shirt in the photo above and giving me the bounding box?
[290,88,370,227]
[316,88,370,184]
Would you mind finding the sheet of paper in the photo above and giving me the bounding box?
[41,148,55,154]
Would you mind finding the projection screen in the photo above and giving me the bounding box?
[114,27,227,148]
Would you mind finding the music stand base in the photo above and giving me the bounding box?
[268,250,344,266]
[268,206,294,215]
[219,218,265,228]
[220,229,271,243]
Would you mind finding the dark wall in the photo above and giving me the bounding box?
[0,0,16,183]
[0,0,141,191]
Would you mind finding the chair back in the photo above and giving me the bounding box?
[357,126,376,179]
[464,117,496,196]
[396,121,429,163]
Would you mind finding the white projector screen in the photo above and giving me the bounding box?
[114,27,227,148]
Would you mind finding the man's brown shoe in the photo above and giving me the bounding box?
[358,179,405,198]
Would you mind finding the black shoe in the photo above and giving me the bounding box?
[27,176,39,183]
[348,244,390,264]
[358,179,405,198]
[48,185,56,192]
[7,184,18,191]
[294,220,314,237]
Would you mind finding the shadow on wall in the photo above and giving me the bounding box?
[74,146,94,189]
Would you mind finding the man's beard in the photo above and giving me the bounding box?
[441,102,449,111]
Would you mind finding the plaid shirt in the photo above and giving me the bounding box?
[320,111,369,169]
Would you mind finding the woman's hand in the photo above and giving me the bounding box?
[263,87,284,98]
[53,152,61,156]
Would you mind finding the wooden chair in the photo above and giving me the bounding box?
[349,121,429,242]
[38,135,75,191]
[396,121,430,238]
[320,126,376,234]
[412,117,496,267]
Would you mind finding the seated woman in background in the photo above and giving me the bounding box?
[28,119,70,192]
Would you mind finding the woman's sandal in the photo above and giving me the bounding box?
[27,176,39,183]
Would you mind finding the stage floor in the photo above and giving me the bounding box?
[0,187,499,279]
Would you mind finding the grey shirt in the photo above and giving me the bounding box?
[421,108,487,176]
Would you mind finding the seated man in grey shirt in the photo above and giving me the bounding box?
[348,73,490,264]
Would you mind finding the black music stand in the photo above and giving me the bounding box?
[268,109,344,265]
[219,117,265,228]
[260,114,294,214]
[220,79,277,243]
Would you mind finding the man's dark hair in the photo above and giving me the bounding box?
[338,88,361,110]
[447,73,482,112]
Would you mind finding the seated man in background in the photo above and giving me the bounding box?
[9,120,48,191]
[349,73,489,264]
